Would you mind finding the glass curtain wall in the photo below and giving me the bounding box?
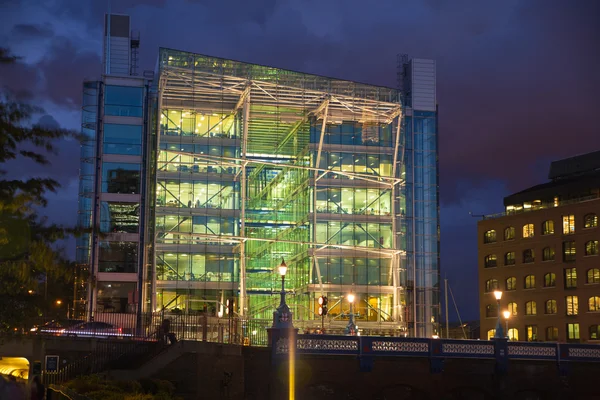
[75,81,100,317]
[404,111,440,337]
[153,49,406,330]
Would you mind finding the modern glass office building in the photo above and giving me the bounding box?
[75,14,439,337]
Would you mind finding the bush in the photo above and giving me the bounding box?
[65,375,117,394]
[66,375,180,400]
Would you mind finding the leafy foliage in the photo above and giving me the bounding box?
[0,47,80,332]
[65,375,181,400]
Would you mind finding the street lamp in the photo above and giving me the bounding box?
[56,300,62,306]
[272,259,293,329]
[503,310,511,340]
[493,291,504,339]
[345,293,357,335]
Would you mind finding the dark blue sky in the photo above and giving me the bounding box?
[1,0,599,321]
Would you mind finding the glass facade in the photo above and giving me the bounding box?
[75,78,148,319]
[145,49,438,335]
[77,46,439,336]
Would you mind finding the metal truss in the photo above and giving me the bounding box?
[154,54,407,324]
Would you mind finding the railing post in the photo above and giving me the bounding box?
[358,336,373,372]
[429,339,443,373]
[493,337,508,374]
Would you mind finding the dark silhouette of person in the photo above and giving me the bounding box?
[160,318,177,344]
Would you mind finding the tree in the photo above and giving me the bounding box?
[0,47,80,332]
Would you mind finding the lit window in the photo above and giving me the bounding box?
[545,300,557,314]
[508,328,519,341]
[506,277,517,291]
[525,301,537,315]
[484,230,496,244]
[526,325,538,342]
[589,296,600,312]
[587,268,600,284]
[590,325,600,340]
[504,226,515,240]
[487,329,496,340]
[584,213,598,229]
[562,215,575,234]
[542,247,555,261]
[504,252,515,266]
[567,323,580,341]
[544,273,556,288]
[546,326,559,341]
[562,241,576,262]
[585,240,599,256]
[524,275,536,289]
[523,224,534,238]
[542,220,554,235]
[485,304,497,318]
[485,279,499,292]
[564,268,577,289]
[507,302,518,316]
[566,296,578,316]
[484,254,497,268]
[523,249,535,263]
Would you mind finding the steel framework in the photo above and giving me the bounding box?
[151,49,407,330]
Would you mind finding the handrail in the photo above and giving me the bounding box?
[483,194,600,220]
[48,384,91,400]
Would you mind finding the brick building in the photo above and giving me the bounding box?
[478,150,600,342]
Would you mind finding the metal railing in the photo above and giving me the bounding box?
[483,193,600,220]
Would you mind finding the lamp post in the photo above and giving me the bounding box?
[272,259,293,329]
[493,290,504,339]
[345,293,357,335]
[503,310,511,340]
[268,258,296,400]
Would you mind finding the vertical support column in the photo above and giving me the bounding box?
[151,77,166,314]
[391,116,402,322]
[239,89,250,316]
[88,81,105,321]
[136,81,150,335]
[312,101,329,299]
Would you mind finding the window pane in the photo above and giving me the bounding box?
[102,162,141,193]
[562,215,575,234]
[567,323,580,340]
[565,268,577,288]
[97,281,137,313]
[98,241,138,273]
[104,86,143,117]
[562,241,576,262]
[566,296,578,315]
[100,202,140,233]
[103,124,143,155]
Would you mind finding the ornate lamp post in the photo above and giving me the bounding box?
[503,310,511,340]
[493,290,504,339]
[268,258,297,400]
[272,259,293,329]
[345,293,357,335]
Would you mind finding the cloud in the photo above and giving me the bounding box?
[10,23,54,39]
[0,36,101,109]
